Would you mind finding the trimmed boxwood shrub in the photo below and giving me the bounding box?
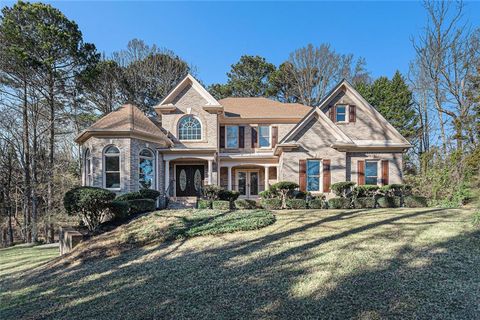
[197,199,212,209]
[108,200,130,221]
[234,199,257,209]
[261,198,282,210]
[404,195,428,208]
[127,199,156,215]
[116,189,160,202]
[376,196,401,208]
[138,189,161,200]
[331,182,356,198]
[308,199,327,209]
[286,199,307,209]
[212,200,230,210]
[353,197,376,209]
[218,189,240,202]
[328,197,351,209]
[64,186,116,231]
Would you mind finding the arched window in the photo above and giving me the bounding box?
[104,146,120,189]
[139,149,155,189]
[85,148,92,186]
[178,115,202,140]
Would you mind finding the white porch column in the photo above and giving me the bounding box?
[164,160,170,192]
[227,166,232,190]
[208,159,213,185]
[264,166,270,190]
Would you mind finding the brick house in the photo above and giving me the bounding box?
[75,74,411,203]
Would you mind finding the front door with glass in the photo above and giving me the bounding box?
[237,170,259,198]
[175,165,204,197]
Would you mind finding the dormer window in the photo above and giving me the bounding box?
[336,105,347,122]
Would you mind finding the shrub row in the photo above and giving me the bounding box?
[327,195,428,209]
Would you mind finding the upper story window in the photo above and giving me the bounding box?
[258,126,270,148]
[306,159,321,192]
[178,115,201,140]
[139,149,154,189]
[365,161,378,185]
[104,146,120,189]
[336,105,347,122]
[226,126,239,148]
[85,148,92,186]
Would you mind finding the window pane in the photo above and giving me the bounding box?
[139,158,154,188]
[259,126,270,147]
[336,105,346,122]
[365,161,377,177]
[307,176,319,191]
[105,146,119,154]
[307,160,320,175]
[250,172,258,195]
[105,156,119,171]
[365,161,378,185]
[227,126,238,148]
[238,172,246,195]
[106,172,120,188]
[140,149,153,157]
[179,116,201,140]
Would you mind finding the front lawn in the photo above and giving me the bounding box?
[1,207,479,319]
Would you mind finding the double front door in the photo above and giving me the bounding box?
[176,165,204,197]
[237,170,259,197]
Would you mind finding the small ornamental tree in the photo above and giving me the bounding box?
[270,181,299,209]
[64,187,116,231]
[202,185,223,200]
[331,182,356,198]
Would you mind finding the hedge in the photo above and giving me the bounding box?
[260,198,282,210]
[328,197,351,209]
[353,197,376,209]
[127,199,156,215]
[197,199,212,209]
[234,199,257,209]
[212,200,231,210]
[116,189,161,201]
[404,195,428,208]
[286,199,307,209]
[376,196,401,208]
[108,200,130,221]
[308,199,327,209]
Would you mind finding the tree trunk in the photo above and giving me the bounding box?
[22,80,32,243]
[46,74,55,243]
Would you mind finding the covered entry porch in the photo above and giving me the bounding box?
[219,159,278,199]
[162,149,216,198]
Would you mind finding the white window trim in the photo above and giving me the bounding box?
[258,125,271,149]
[226,125,239,149]
[306,159,323,193]
[139,149,156,190]
[84,149,92,187]
[103,146,121,191]
[335,104,349,123]
[178,115,203,142]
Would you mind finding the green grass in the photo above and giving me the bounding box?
[1,207,480,319]
[0,244,58,278]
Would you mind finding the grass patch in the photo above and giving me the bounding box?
[1,208,479,319]
[0,244,58,279]
[167,209,275,239]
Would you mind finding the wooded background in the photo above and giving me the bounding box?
[0,0,479,246]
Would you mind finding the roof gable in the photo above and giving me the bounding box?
[280,107,353,145]
[319,80,410,144]
[158,74,220,106]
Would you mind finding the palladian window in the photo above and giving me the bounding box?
[178,115,202,140]
[139,149,155,189]
[104,146,120,189]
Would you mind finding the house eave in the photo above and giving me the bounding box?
[75,129,173,146]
